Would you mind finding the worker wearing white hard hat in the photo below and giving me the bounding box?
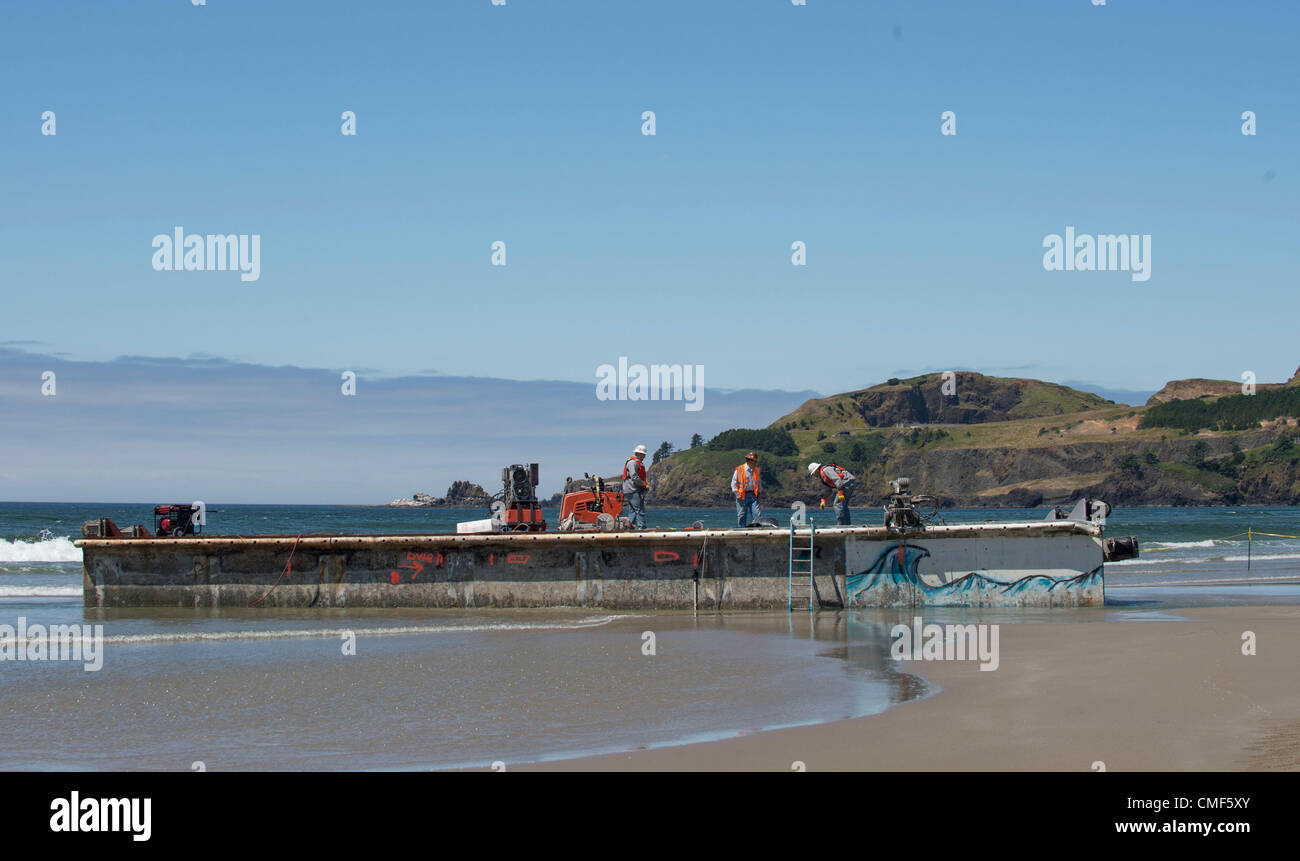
[809,462,856,525]
[622,445,650,529]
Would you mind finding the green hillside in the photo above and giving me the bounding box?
[648,369,1300,508]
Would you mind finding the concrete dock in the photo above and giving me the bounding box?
[78,520,1108,609]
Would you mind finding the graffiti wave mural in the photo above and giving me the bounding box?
[846,542,1104,608]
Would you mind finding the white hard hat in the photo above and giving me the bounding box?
[808,462,821,475]
[634,445,647,456]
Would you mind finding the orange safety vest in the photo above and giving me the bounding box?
[623,457,645,482]
[734,463,760,499]
[817,464,846,487]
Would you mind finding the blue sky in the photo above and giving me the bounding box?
[1,1,1297,501]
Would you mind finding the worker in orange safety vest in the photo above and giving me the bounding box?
[731,451,762,527]
[808,462,856,525]
[622,445,649,529]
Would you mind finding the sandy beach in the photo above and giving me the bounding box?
[520,604,1300,771]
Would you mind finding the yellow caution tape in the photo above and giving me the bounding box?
[1138,530,1300,552]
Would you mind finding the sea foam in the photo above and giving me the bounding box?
[0,536,82,564]
[0,585,83,598]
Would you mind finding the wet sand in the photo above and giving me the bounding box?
[521,605,1300,771]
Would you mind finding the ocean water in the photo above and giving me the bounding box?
[1,501,1297,769]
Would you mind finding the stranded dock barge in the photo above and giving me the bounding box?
[77,483,1135,609]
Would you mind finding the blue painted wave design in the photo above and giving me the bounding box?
[846,543,1104,607]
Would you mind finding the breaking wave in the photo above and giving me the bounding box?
[0,585,82,598]
[0,536,81,564]
[1109,550,1300,567]
[845,542,1102,607]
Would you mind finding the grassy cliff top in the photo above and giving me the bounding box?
[769,371,1115,436]
[651,368,1300,507]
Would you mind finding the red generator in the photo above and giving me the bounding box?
[154,504,201,537]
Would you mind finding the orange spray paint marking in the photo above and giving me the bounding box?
[391,552,437,582]
[507,553,530,564]
[490,553,494,565]
[653,551,680,563]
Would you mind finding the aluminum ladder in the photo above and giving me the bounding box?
[788,520,814,611]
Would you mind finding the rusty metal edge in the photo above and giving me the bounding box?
[76,520,1101,550]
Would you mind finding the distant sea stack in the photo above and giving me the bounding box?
[387,482,491,508]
